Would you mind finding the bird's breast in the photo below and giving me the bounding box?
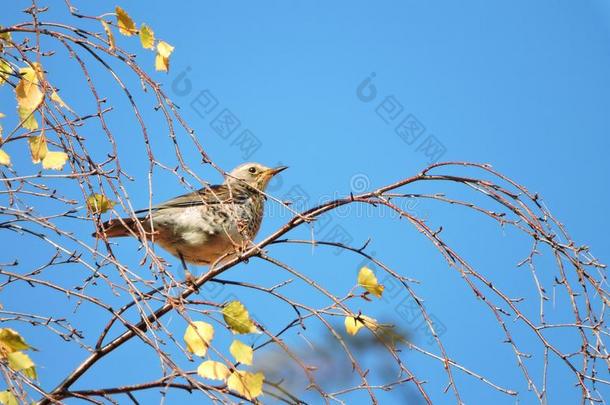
[152,200,263,243]
[147,196,264,264]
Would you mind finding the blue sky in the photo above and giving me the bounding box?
[1,1,609,404]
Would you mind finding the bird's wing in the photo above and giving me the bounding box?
[133,184,249,215]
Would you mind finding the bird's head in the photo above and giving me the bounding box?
[225,162,288,190]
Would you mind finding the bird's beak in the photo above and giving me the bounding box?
[268,166,288,176]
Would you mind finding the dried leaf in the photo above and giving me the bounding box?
[358,267,384,298]
[15,64,44,109]
[197,360,230,381]
[51,90,70,110]
[155,41,174,72]
[0,328,31,354]
[229,339,253,365]
[222,301,259,334]
[344,315,378,336]
[0,59,11,85]
[0,28,11,53]
[139,24,155,50]
[0,27,11,43]
[0,330,36,379]
[0,149,9,166]
[7,351,36,379]
[28,136,48,163]
[86,194,116,214]
[227,371,264,400]
[115,7,136,36]
[0,391,17,405]
[42,151,68,170]
[18,106,38,130]
[184,321,214,357]
[155,54,168,72]
[157,41,174,58]
[16,64,44,130]
[0,25,12,44]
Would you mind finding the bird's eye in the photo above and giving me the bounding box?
[248,167,257,174]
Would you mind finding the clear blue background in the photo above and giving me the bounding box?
[1,1,609,404]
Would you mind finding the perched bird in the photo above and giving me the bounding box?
[96,163,287,267]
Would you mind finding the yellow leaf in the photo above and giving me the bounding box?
[0,59,11,85]
[0,329,31,355]
[229,339,253,365]
[0,391,17,405]
[7,351,36,379]
[0,28,11,53]
[0,112,5,118]
[115,7,136,36]
[51,90,70,110]
[155,54,169,72]
[222,301,259,334]
[16,64,44,109]
[100,20,115,50]
[227,371,264,400]
[0,149,9,167]
[86,193,116,214]
[18,105,38,130]
[139,24,155,50]
[184,321,214,357]
[157,41,174,58]
[28,136,48,163]
[16,64,44,130]
[42,151,68,170]
[344,315,378,336]
[197,360,230,381]
[0,331,35,380]
[0,26,11,43]
[357,267,384,298]
[155,41,174,72]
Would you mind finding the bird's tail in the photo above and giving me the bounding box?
[93,218,142,238]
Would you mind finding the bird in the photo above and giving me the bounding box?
[96,163,287,269]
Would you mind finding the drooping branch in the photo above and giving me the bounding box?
[0,3,606,405]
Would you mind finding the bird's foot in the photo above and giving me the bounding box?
[237,241,266,260]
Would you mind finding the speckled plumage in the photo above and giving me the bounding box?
[98,163,286,265]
